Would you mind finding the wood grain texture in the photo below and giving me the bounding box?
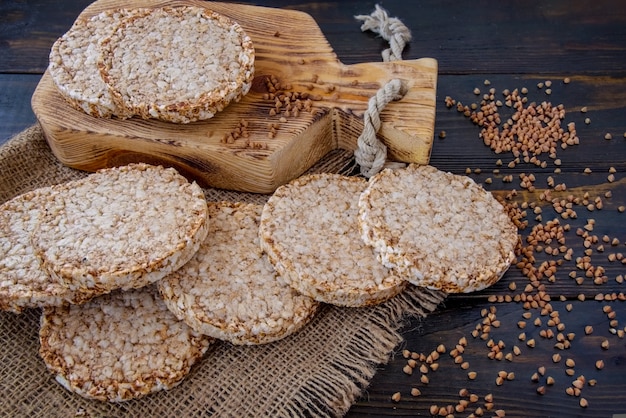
[3,1,626,74]
[0,74,39,143]
[348,298,626,416]
[31,0,437,192]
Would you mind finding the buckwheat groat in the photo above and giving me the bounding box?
[159,202,319,345]
[39,285,213,402]
[32,163,209,294]
[99,6,255,123]
[48,9,139,118]
[358,164,518,293]
[0,188,93,313]
[259,174,406,307]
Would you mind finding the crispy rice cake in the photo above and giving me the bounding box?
[49,6,254,123]
[48,9,139,118]
[259,173,406,307]
[98,6,255,123]
[0,187,93,312]
[158,202,319,345]
[31,163,209,294]
[358,164,518,293]
[39,285,213,402]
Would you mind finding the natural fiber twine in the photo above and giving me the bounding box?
[0,124,445,417]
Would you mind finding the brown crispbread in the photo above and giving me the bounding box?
[0,187,93,312]
[259,173,407,307]
[358,164,518,293]
[48,5,255,123]
[99,6,255,123]
[158,201,319,345]
[39,285,213,402]
[31,163,209,295]
[47,9,138,118]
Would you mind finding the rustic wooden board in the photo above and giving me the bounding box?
[31,0,437,193]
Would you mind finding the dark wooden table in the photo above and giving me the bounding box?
[2,1,626,416]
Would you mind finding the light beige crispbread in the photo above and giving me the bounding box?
[39,285,213,402]
[158,202,319,345]
[358,164,518,293]
[259,173,407,307]
[49,5,254,123]
[48,9,139,118]
[0,187,94,313]
[98,5,255,123]
[31,163,209,294]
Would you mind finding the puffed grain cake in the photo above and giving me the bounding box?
[259,173,406,307]
[98,6,255,123]
[31,163,209,294]
[0,187,93,313]
[48,9,138,118]
[39,285,213,402]
[158,202,319,345]
[358,164,518,293]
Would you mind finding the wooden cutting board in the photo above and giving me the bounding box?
[31,0,437,193]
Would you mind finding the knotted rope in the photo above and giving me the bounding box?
[355,4,412,62]
[354,5,412,178]
[353,79,407,178]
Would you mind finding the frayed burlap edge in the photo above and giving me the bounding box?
[0,124,446,417]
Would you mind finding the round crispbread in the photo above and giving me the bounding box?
[358,164,518,293]
[0,187,94,313]
[31,163,209,294]
[48,9,138,118]
[258,173,407,307]
[39,285,213,402]
[98,6,255,123]
[158,202,319,345]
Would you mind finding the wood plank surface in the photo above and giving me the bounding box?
[0,74,39,143]
[2,0,626,74]
[1,0,625,416]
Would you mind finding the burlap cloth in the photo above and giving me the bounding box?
[0,124,445,417]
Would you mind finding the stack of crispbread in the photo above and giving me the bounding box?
[258,174,407,307]
[357,164,519,293]
[39,285,214,402]
[1,163,214,401]
[48,5,255,123]
[259,165,518,296]
[0,160,517,403]
[158,202,320,345]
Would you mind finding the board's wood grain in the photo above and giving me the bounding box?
[31,0,437,193]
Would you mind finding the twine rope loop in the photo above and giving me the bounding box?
[355,4,412,62]
[354,5,412,177]
[354,79,407,178]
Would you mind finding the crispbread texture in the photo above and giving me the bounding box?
[358,164,518,293]
[99,6,255,123]
[31,163,209,294]
[158,202,319,345]
[39,285,213,402]
[259,173,406,307]
[48,9,138,118]
[0,187,93,313]
[48,5,255,123]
